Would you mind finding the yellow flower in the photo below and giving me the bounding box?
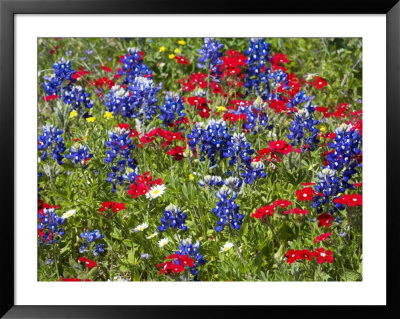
[174,48,181,54]
[216,106,227,112]
[159,46,166,52]
[178,40,186,45]
[319,125,327,133]
[69,110,78,118]
[104,111,114,119]
[168,54,175,59]
[188,174,194,181]
[86,117,96,123]
[83,136,88,141]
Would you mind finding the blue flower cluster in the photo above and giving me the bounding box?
[104,125,138,192]
[38,206,66,245]
[242,160,267,185]
[188,119,232,167]
[38,125,66,165]
[159,92,186,125]
[197,38,224,76]
[287,100,320,151]
[313,124,362,213]
[158,204,187,232]
[212,185,243,232]
[313,167,344,213]
[43,57,76,96]
[65,144,93,167]
[104,77,161,121]
[234,102,272,134]
[128,76,161,121]
[177,239,206,280]
[244,38,271,96]
[118,47,153,84]
[198,175,223,188]
[79,229,105,256]
[62,85,94,111]
[223,176,243,192]
[327,124,362,171]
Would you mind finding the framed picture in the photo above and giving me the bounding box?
[1,0,398,317]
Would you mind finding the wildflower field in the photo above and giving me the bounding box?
[37,38,362,282]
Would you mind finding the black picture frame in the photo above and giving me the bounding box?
[1,0,399,318]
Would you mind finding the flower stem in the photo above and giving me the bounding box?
[229,226,244,263]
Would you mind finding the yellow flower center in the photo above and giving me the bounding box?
[153,189,159,194]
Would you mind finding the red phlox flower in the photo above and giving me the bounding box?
[313,247,334,264]
[166,145,186,161]
[313,76,328,89]
[269,140,293,155]
[284,249,302,264]
[271,53,289,64]
[317,213,334,228]
[251,205,275,219]
[71,67,91,80]
[43,95,59,102]
[272,199,292,209]
[100,65,112,72]
[283,208,310,215]
[334,194,362,207]
[174,55,190,65]
[269,99,287,113]
[98,201,126,213]
[296,187,315,201]
[314,232,332,244]
[78,257,98,269]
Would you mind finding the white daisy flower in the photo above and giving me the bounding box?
[158,238,169,248]
[61,209,76,219]
[146,232,158,239]
[220,242,234,253]
[145,184,166,199]
[133,222,148,232]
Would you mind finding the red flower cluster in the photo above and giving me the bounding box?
[331,102,350,118]
[284,247,333,264]
[178,72,208,92]
[334,194,362,207]
[315,106,330,118]
[175,55,190,65]
[71,67,91,80]
[187,96,211,118]
[251,205,275,219]
[166,145,186,161]
[127,171,163,199]
[313,76,328,89]
[269,140,293,155]
[139,128,185,148]
[156,254,194,275]
[284,249,313,264]
[89,77,115,89]
[100,65,112,72]
[223,112,247,124]
[269,99,287,113]
[271,53,290,65]
[78,257,98,269]
[98,201,126,214]
[272,199,292,209]
[43,95,59,102]
[283,208,310,215]
[296,187,316,201]
[314,232,332,244]
[217,49,247,88]
[317,213,335,228]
